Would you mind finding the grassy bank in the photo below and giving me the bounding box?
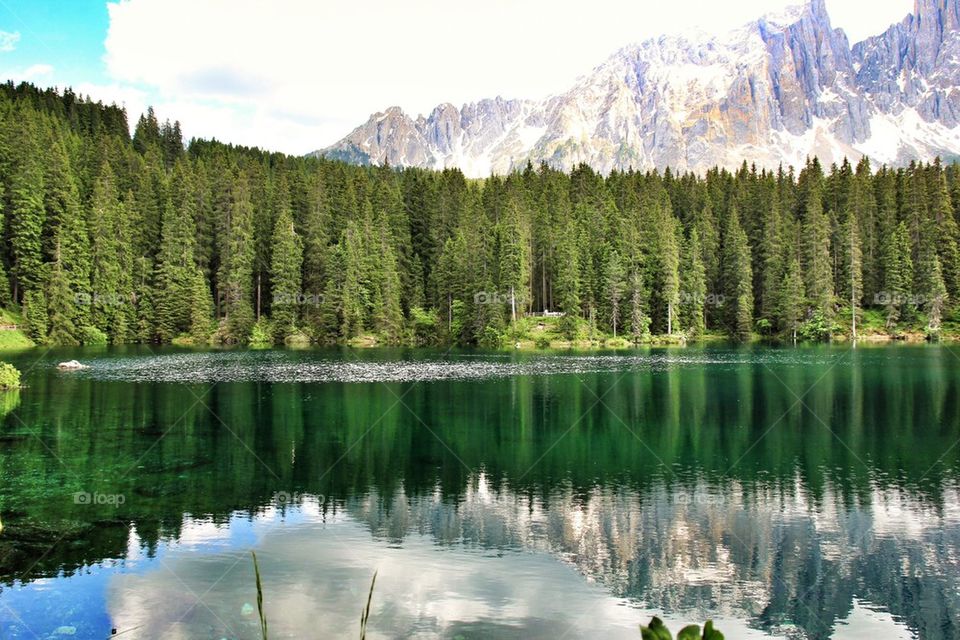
[0,309,33,350]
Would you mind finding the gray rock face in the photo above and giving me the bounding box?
[312,0,960,176]
[854,0,960,127]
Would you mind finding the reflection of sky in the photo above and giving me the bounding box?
[103,514,774,640]
[2,478,927,639]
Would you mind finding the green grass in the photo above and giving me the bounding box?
[0,308,33,350]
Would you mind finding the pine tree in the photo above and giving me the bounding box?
[22,288,47,343]
[602,249,626,337]
[46,254,80,346]
[778,257,805,341]
[932,172,960,298]
[757,192,784,323]
[722,205,753,341]
[153,198,198,341]
[89,165,128,340]
[373,233,405,343]
[9,149,45,298]
[840,208,863,338]
[628,270,651,341]
[650,203,680,335]
[554,224,581,339]
[218,176,256,342]
[188,267,213,344]
[269,199,304,342]
[680,228,707,337]
[497,197,531,324]
[801,170,834,317]
[300,172,331,335]
[881,222,914,328]
[340,221,367,339]
[916,222,948,331]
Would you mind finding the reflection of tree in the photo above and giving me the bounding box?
[1,347,959,639]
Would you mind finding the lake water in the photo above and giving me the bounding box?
[1,345,959,639]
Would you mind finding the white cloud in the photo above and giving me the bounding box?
[74,82,147,129]
[22,63,53,78]
[103,0,911,155]
[3,63,53,83]
[0,31,20,53]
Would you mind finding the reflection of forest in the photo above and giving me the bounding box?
[1,347,959,638]
[347,479,960,639]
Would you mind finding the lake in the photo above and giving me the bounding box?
[0,345,959,639]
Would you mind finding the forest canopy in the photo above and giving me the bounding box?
[1,81,958,347]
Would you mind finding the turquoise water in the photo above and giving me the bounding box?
[0,345,958,639]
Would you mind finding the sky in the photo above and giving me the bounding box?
[0,0,913,155]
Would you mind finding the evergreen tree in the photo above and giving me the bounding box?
[153,198,197,341]
[840,208,863,337]
[340,221,367,339]
[601,249,626,337]
[218,176,256,342]
[269,198,304,342]
[779,257,804,341]
[680,228,707,337]
[554,225,581,339]
[722,205,753,341]
[45,254,79,346]
[497,197,530,324]
[628,270,651,342]
[800,170,834,317]
[188,267,213,343]
[22,288,47,343]
[9,148,45,298]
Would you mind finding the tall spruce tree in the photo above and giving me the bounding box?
[722,205,753,341]
[269,197,304,342]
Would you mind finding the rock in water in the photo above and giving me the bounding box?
[57,360,88,371]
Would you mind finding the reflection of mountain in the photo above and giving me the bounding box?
[343,477,960,639]
[1,347,960,638]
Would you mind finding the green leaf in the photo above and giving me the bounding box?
[702,620,724,640]
[639,617,673,640]
[677,625,700,640]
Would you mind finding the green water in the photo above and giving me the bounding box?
[1,345,959,639]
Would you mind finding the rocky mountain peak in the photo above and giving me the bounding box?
[314,0,960,176]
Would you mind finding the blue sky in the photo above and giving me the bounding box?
[0,0,913,155]
[0,1,109,86]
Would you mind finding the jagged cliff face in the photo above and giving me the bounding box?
[314,0,960,177]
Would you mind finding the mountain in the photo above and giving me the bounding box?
[312,0,960,177]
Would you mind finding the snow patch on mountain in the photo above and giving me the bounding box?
[313,0,960,176]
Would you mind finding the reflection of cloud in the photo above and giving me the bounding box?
[107,517,753,639]
[100,473,947,639]
[0,31,19,52]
